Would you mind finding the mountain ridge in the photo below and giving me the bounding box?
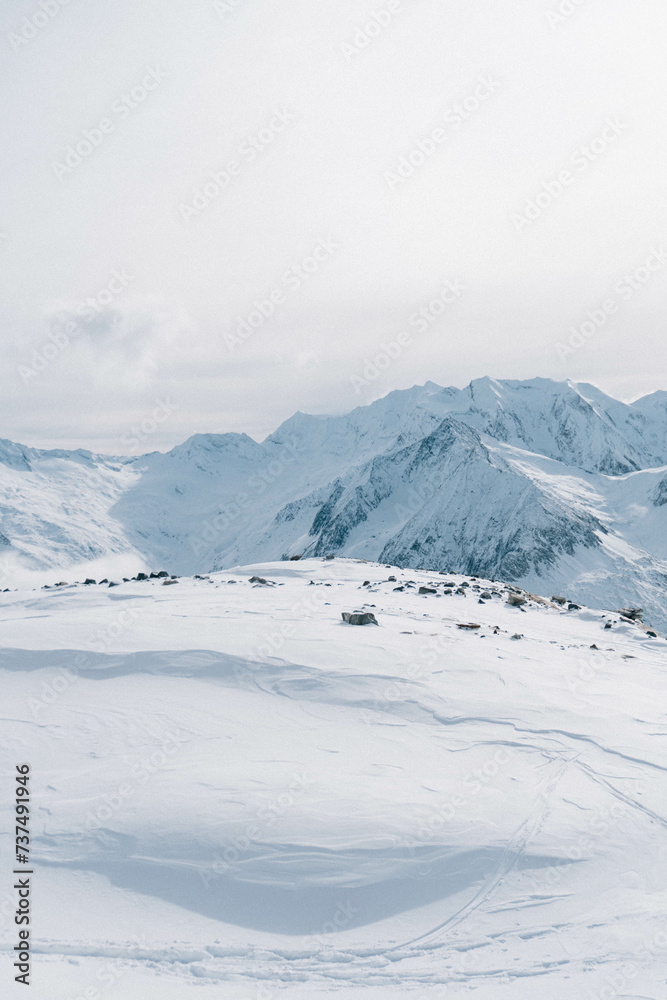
[1,377,667,628]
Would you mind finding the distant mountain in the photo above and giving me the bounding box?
[2,378,667,627]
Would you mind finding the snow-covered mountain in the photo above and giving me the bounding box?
[2,377,667,628]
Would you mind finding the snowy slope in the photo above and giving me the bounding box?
[1,378,667,629]
[1,558,666,998]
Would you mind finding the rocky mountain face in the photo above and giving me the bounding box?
[2,378,667,627]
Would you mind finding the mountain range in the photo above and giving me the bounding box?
[3,377,667,627]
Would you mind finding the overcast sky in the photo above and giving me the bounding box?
[2,0,666,453]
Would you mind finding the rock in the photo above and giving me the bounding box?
[456,587,466,595]
[136,573,148,581]
[162,579,178,585]
[604,622,612,629]
[387,576,396,582]
[551,596,567,605]
[419,586,437,594]
[341,612,378,626]
[507,593,527,607]
[457,623,480,630]
[511,633,523,640]
[99,579,108,584]
[647,630,658,638]
[108,582,118,587]
[393,586,404,592]
[460,582,469,588]
[83,578,96,585]
[290,554,302,561]
[616,607,643,622]
[443,588,453,595]
[362,580,370,586]
[568,603,581,611]
[123,578,129,583]
[156,570,169,578]
[590,644,598,649]
[441,581,456,586]
[149,572,159,579]
[324,554,334,560]
[249,576,269,584]
[480,592,492,599]
[55,581,68,587]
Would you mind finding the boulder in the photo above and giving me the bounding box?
[551,596,567,605]
[457,623,480,630]
[290,554,302,561]
[162,579,178,586]
[83,578,96,585]
[341,612,378,626]
[507,593,527,607]
[615,608,643,621]
[419,586,437,595]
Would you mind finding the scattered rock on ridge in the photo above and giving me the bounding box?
[616,607,643,621]
[341,612,378,626]
[419,586,437,594]
[507,593,527,607]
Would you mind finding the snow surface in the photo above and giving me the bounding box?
[1,558,666,997]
